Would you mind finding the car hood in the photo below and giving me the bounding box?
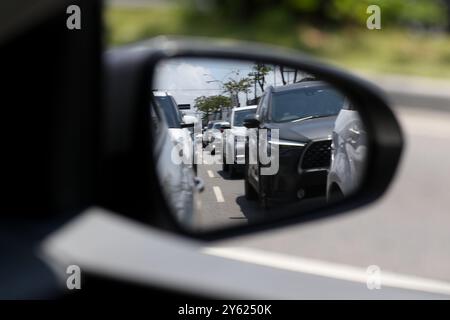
[230,126,247,137]
[168,128,189,140]
[268,115,337,142]
[168,128,193,147]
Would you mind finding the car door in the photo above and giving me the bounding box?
[150,99,198,226]
[332,102,368,195]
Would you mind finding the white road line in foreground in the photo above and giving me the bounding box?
[203,247,450,297]
[207,170,214,178]
[212,186,225,203]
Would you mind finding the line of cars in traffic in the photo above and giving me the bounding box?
[201,81,367,209]
[151,80,367,221]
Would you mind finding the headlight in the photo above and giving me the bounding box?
[268,139,306,147]
[269,139,306,156]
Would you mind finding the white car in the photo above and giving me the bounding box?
[204,120,222,145]
[209,121,230,155]
[327,102,367,201]
[222,105,257,177]
[153,93,196,173]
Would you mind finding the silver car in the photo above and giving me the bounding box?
[222,105,257,177]
[327,101,368,201]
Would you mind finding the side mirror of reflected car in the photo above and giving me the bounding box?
[243,116,260,128]
[181,122,195,128]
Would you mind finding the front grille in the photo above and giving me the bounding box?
[301,140,332,170]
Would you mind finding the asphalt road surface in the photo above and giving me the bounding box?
[196,106,450,284]
[195,160,325,230]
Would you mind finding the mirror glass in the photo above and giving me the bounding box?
[150,58,368,232]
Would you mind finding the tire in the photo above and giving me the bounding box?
[228,164,236,178]
[328,184,344,203]
[222,162,229,172]
[257,168,269,210]
[244,165,258,200]
[222,153,228,172]
[259,194,269,210]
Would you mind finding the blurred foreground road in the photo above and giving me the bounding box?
[209,106,450,282]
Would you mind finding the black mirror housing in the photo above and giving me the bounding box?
[181,122,195,128]
[243,116,260,128]
[103,37,403,240]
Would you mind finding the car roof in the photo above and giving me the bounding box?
[153,91,172,97]
[270,81,328,93]
[232,105,257,111]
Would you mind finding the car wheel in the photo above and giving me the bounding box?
[222,152,229,172]
[259,194,269,210]
[228,164,236,178]
[244,165,258,200]
[258,168,269,210]
[222,162,228,172]
[328,184,344,203]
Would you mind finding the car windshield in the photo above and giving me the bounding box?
[233,109,256,126]
[154,96,182,128]
[213,123,223,129]
[271,86,345,123]
[207,122,215,129]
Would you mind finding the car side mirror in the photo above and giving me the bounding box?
[243,115,260,128]
[103,37,403,240]
[178,104,191,110]
[181,122,194,128]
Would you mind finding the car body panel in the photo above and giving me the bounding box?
[151,97,199,226]
[154,94,195,170]
[327,109,368,198]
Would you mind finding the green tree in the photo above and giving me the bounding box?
[194,95,231,120]
[248,63,272,98]
[222,77,252,106]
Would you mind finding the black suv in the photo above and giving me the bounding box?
[243,81,345,208]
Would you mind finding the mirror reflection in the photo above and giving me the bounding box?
[151,58,368,232]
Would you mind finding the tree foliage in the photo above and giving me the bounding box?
[248,63,272,92]
[194,95,231,117]
[188,0,448,31]
[222,78,252,96]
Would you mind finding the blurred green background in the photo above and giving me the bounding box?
[105,0,450,78]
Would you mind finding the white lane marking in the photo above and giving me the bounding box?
[203,247,450,297]
[212,186,225,203]
[207,170,214,178]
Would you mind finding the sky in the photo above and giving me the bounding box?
[153,57,290,108]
